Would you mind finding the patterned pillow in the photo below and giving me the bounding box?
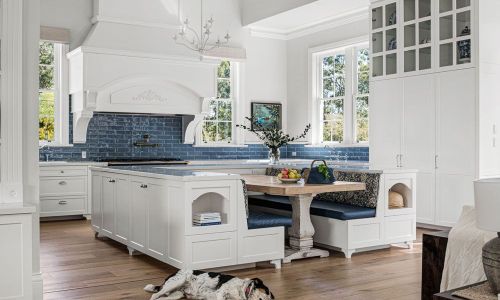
[241,179,249,218]
[265,167,283,176]
[314,171,380,209]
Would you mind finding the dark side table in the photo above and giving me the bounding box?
[422,231,450,300]
[433,281,488,300]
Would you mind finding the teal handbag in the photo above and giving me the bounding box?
[304,160,336,184]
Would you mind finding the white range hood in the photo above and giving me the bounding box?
[68,0,220,144]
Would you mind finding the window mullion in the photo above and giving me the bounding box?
[343,47,355,145]
[54,43,63,145]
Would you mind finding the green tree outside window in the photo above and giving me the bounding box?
[202,61,233,143]
[39,41,56,142]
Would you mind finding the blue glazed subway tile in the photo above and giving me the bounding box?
[41,112,369,162]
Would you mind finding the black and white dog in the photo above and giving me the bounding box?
[145,269,275,300]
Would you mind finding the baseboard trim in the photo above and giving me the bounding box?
[32,272,43,300]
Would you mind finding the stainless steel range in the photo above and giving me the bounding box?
[101,158,189,166]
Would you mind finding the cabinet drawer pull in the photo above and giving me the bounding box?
[140,184,148,189]
[58,181,67,185]
[58,200,68,205]
[60,170,65,174]
[109,179,116,183]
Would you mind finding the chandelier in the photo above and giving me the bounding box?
[173,0,231,55]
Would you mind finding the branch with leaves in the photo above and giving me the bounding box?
[236,116,311,150]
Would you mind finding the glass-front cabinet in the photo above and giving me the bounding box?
[370,0,473,78]
[438,0,472,68]
[371,0,399,77]
[402,0,432,73]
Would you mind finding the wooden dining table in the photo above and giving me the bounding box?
[242,175,366,263]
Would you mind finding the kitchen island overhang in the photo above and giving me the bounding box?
[88,165,285,270]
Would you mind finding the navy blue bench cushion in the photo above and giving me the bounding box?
[249,195,376,221]
[247,210,292,230]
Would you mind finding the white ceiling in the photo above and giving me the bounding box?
[247,0,369,38]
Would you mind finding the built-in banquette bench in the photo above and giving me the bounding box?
[249,168,417,258]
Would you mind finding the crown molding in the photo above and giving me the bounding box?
[249,8,368,41]
[67,46,220,66]
[91,15,181,30]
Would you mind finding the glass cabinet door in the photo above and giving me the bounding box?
[403,0,432,73]
[371,1,398,77]
[438,0,472,68]
[417,0,432,71]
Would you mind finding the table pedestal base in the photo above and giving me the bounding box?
[283,247,329,263]
[282,194,330,263]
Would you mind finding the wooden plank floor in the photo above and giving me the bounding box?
[41,220,431,299]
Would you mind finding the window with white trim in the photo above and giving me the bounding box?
[39,40,69,145]
[315,44,370,145]
[201,61,234,144]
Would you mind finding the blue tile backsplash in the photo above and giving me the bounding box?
[39,113,369,162]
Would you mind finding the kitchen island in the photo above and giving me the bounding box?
[88,160,400,270]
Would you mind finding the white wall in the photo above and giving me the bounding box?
[40,0,93,50]
[286,19,369,140]
[241,0,317,25]
[242,33,288,143]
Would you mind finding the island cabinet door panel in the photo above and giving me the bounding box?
[146,180,168,258]
[130,180,147,251]
[91,173,103,230]
[369,78,404,169]
[114,176,131,243]
[101,175,116,236]
[185,232,237,270]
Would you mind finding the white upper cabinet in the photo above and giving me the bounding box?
[371,0,474,79]
[369,79,403,169]
[402,74,436,172]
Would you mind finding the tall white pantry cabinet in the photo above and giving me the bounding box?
[369,0,500,226]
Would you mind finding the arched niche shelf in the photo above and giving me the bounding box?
[388,183,413,210]
[192,192,229,227]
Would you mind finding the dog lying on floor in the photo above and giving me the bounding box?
[144,269,275,300]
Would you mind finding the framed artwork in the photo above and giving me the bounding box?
[251,102,282,131]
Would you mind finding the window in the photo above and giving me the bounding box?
[321,54,345,143]
[39,41,69,145]
[314,43,370,145]
[202,61,233,144]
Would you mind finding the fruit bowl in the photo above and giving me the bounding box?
[276,168,301,184]
[277,177,301,184]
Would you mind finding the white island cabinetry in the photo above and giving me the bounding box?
[90,166,284,270]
